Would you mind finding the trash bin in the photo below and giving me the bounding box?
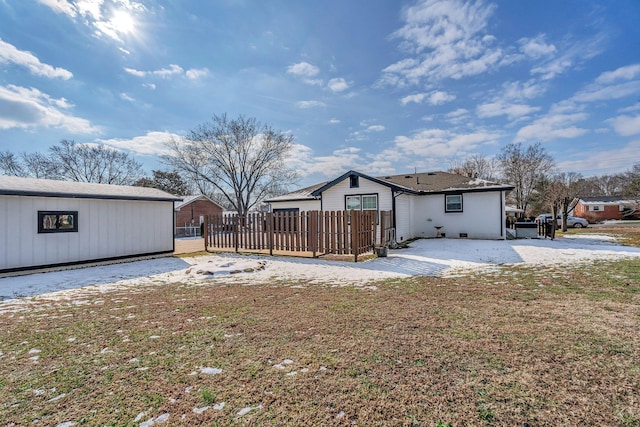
[514,222,538,239]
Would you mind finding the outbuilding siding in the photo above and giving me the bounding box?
[1,194,174,272]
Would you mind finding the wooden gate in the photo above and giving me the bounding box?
[205,210,388,261]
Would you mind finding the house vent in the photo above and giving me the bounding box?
[405,175,412,178]
[384,176,391,179]
[459,233,468,238]
[428,172,436,176]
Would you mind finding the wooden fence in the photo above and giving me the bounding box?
[205,210,390,261]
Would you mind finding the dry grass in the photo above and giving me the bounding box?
[1,227,640,426]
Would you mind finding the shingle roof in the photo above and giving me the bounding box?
[174,194,223,210]
[579,196,638,205]
[269,170,513,202]
[0,175,182,202]
[265,182,326,202]
[376,171,512,193]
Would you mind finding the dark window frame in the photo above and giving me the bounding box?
[445,194,463,213]
[349,175,359,188]
[38,211,79,233]
[344,193,379,224]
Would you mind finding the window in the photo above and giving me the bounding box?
[349,175,359,188]
[345,194,378,223]
[38,211,78,233]
[346,195,362,211]
[445,194,463,212]
[590,205,602,212]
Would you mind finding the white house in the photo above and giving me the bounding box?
[266,170,514,242]
[0,176,181,274]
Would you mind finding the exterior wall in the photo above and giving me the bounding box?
[394,194,412,242]
[321,176,393,212]
[0,195,175,272]
[410,190,506,240]
[175,199,223,226]
[268,199,321,212]
[574,202,623,222]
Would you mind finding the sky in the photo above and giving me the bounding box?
[1,0,640,187]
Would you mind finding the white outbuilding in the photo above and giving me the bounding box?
[0,176,181,275]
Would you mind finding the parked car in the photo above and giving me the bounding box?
[535,214,589,228]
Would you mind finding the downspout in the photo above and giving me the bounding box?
[500,191,504,238]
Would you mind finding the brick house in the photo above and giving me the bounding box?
[174,195,223,236]
[573,196,639,222]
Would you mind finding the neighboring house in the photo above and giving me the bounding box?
[174,194,224,230]
[573,196,640,222]
[0,176,181,275]
[266,170,514,242]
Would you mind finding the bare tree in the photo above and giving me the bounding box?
[163,114,297,217]
[21,152,59,179]
[49,140,142,185]
[542,172,584,231]
[0,150,27,176]
[448,153,500,180]
[497,142,555,219]
[581,174,624,196]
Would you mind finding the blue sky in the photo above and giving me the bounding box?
[1,0,640,187]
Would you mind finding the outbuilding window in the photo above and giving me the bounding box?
[38,211,78,233]
[445,194,463,213]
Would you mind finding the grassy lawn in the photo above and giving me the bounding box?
[1,227,639,426]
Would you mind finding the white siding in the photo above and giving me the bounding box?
[269,199,321,211]
[410,191,506,240]
[0,195,175,271]
[395,194,412,242]
[321,176,393,212]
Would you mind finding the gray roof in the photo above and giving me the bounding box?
[0,175,182,202]
[270,170,513,202]
[265,182,326,202]
[377,171,513,193]
[579,196,638,204]
[174,194,223,210]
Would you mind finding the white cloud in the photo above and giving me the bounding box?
[98,131,182,156]
[327,78,349,92]
[595,64,640,85]
[143,83,156,90]
[608,114,640,136]
[380,0,505,86]
[530,33,606,80]
[37,0,146,44]
[124,64,185,79]
[328,118,341,124]
[515,113,588,142]
[287,62,320,77]
[120,93,135,102]
[366,125,385,132]
[400,93,427,105]
[573,80,640,103]
[393,128,500,158]
[185,68,210,79]
[518,34,556,59]
[401,90,455,106]
[36,0,77,17]
[557,140,640,176]
[477,101,540,120]
[285,144,364,178]
[0,84,98,133]
[0,38,73,80]
[296,100,326,109]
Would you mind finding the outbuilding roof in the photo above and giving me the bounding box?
[0,176,182,202]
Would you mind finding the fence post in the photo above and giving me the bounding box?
[203,215,208,252]
[352,210,359,262]
[267,212,273,256]
[234,214,239,252]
